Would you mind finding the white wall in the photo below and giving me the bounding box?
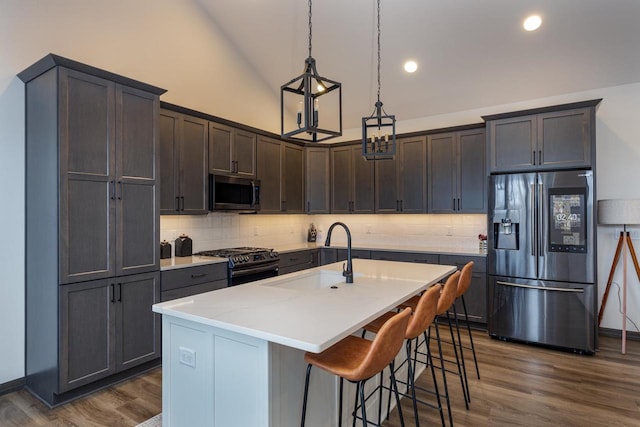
[1,0,639,386]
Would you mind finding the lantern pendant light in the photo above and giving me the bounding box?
[362,0,396,160]
[281,0,342,142]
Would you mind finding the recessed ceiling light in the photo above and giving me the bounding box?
[523,14,542,31]
[404,60,418,73]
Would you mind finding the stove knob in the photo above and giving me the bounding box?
[232,256,238,263]
[244,255,250,262]
[271,251,279,258]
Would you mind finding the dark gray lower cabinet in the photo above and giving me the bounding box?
[161,263,228,301]
[370,250,439,264]
[440,255,487,324]
[279,249,319,275]
[59,272,160,393]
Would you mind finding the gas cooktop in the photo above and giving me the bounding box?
[195,247,279,269]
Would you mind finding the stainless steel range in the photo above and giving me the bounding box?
[195,247,279,286]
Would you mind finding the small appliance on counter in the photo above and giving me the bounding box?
[307,223,317,243]
[174,234,193,257]
[160,240,172,259]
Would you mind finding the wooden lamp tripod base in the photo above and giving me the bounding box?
[598,230,640,354]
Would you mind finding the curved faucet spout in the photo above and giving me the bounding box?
[325,222,354,283]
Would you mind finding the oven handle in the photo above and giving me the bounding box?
[230,263,279,277]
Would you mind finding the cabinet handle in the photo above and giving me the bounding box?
[175,196,180,212]
[117,181,123,200]
[400,200,404,212]
[110,283,115,303]
[180,196,185,211]
[191,273,207,279]
[117,283,122,302]
[532,150,536,165]
[457,198,461,211]
[396,200,400,211]
[539,150,542,165]
[351,201,354,212]
[110,181,116,200]
[452,198,456,211]
[378,257,392,261]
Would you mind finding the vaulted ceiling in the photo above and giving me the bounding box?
[195,0,640,129]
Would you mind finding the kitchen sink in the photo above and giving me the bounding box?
[261,270,358,291]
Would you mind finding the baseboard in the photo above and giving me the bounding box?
[599,327,640,340]
[0,377,25,396]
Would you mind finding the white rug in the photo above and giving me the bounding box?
[136,413,162,427]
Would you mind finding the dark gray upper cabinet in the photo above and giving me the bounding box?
[56,69,160,284]
[305,146,330,213]
[159,109,208,215]
[485,100,600,173]
[209,122,256,177]
[375,136,427,213]
[331,144,375,213]
[256,137,305,213]
[428,128,486,213]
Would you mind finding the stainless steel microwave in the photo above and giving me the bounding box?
[209,174,261,212]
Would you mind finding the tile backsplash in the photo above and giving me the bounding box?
[160,213,487,254]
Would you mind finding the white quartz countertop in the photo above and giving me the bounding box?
[160,255,227,270]
[153,259,456,353]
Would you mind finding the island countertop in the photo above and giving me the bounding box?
[152,259,455,353]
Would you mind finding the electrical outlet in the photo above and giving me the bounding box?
[366,224,372,234]
[253,226,258,236]
[179,346,196,368]
[446,226,454,236]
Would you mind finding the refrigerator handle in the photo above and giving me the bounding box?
[496,281,585,293]
[539,182,544,260]
[530,184,536,256]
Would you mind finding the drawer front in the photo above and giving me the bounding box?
[161,280,227,301]
[337,249,371,260]
[161,263,228,291]
[279,250,319,269]
[370,251,439,264]
[439,255,486,272]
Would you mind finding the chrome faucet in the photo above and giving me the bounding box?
[325,222,353,283]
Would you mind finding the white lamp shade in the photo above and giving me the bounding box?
[598,199,640,225]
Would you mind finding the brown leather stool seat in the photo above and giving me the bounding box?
[301,307,412,427]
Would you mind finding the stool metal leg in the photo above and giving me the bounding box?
[432,323,454,427]
[301,364,312,427]
[445,312,469,409]
[461,295,480,379]
[451,305,471,404]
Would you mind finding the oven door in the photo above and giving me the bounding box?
[229,262,279,286]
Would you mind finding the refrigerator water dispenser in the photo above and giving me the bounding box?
[493,212,519,250]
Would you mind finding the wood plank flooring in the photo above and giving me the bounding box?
[1,331,638,426]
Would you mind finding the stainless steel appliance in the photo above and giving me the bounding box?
[209,174,261,212]
[196,247,279,286]
[487,170,597,353]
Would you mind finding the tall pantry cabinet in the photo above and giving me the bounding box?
[19,55,166,406]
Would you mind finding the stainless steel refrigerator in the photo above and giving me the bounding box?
[487,169,597,353]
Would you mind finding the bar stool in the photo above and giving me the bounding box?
[362,282,447,427]
[300,308,412,427]
[453,262,480,381]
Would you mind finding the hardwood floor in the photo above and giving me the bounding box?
[1,331,638,426]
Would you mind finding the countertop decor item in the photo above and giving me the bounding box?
[598,198,640,354]
[160,240,172,259]
[280,0,342,143]
[174,234,193,257]
[307,223,317,242]
[362,0,396,161]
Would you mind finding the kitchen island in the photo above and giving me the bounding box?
[152,259,456,426]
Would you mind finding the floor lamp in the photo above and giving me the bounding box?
[598,198,640,354]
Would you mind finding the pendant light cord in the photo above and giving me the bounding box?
[377,0,381,103]
[308,0,313,58]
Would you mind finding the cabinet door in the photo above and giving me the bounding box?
[352,145,375,213]
[375,156,399,213]
[256,136,282,213]
[458,129,487,213]
[428,133,456,213]
[159,111,180,214]
[282,143,305,212]
[116,85,159,276]
[305,147,330,213]
[398,136,427,213]
[233,129,257,177]
[59,279,116,392]
[538,108,591,169]
[180,116,208,214]
[116,272,161,371]
[330,146,352,213]
[59,69,116,284]
[209,122,233,174]
[488,115,537,172]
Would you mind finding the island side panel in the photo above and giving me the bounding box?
[162,315,269,427]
